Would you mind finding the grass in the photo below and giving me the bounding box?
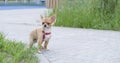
[54,0,120,31]
[0,33,39,63]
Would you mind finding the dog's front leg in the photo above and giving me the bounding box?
[37,39,42,53]
[44,40,49,50]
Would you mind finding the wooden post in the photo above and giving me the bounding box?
[46,0,59,9]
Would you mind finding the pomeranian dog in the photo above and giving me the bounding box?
[29,14,56,53]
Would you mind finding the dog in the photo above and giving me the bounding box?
[29,14,56,53]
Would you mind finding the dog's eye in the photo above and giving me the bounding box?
[47,23,50,25]
[42,22,45,25]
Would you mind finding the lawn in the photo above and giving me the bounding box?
[0,33,39,63]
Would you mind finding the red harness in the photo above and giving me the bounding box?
[42,31,51,41]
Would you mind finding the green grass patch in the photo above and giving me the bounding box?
[54,0,120,31]
[0,33,39,63]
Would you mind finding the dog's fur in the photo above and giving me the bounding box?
[29,14,56,53]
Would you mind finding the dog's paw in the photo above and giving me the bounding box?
[44,49,50,51]
[38,50,42,54]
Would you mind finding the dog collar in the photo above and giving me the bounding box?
[42,31,51,41]
[42,31,51,35]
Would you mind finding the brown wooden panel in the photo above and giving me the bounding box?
[46,0,60,9]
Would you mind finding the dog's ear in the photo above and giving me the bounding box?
[40,15,44,20]
[40,15,45,22]
[50,14,56,24]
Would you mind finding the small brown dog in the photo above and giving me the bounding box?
[29,14,56,53]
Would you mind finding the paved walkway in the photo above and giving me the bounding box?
[0,8,120,63]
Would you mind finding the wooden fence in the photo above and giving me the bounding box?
[46,0,77,9]
[46,0,61,9]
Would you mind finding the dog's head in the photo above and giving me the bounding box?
[41,14,56,29]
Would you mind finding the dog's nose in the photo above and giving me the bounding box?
[44,25,46,27]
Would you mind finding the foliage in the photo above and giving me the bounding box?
[55,0,120,31]
[0,33,38,63]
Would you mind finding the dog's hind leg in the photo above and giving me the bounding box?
[29,37,34,48]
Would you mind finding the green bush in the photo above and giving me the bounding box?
[55,0,120,31]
